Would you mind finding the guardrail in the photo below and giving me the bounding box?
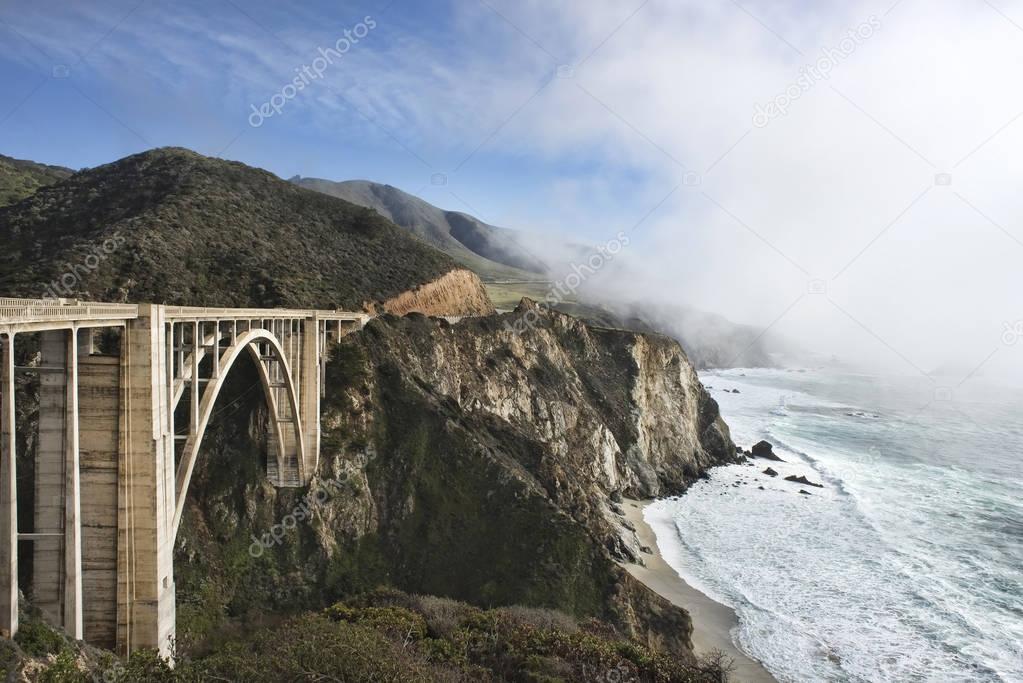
[0,298,140,323]
[0,298,366,325]
[164,306,367,321]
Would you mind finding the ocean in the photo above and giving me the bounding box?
[647,368,1023,683]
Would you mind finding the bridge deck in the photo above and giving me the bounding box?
[0,298,367,332]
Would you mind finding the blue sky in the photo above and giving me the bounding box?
[0,0,652,237]
[2,0,1022,379]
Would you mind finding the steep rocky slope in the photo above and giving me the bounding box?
[0,148,487,313]
[175,301,737,663]
[0,153,73,208]
[291,177,546,279]
[376,268,495,317]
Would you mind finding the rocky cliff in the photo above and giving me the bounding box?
[176,300,737,662]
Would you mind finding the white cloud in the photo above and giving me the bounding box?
[4,0,1022,380]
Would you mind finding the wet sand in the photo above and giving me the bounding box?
[622,498,777,683]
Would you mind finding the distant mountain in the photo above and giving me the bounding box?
[290,177,547,280]
[0,148,479,311]
[0,153,74,207]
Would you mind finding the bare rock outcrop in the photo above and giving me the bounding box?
[370,267,495,318]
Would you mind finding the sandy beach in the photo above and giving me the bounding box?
[622,498,777,683]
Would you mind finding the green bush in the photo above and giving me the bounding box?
[15,619,65,657]
[32,588,732,682]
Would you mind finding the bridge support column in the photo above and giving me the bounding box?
[32,329,85,638]
[79,345,120,648]
[34,331,67,627]
[118,305,175,657]
[301,319,320,478]
[0,333,16,637]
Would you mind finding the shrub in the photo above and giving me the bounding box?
[14,619,65,657]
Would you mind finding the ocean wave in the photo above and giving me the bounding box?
[666,370,1023,682]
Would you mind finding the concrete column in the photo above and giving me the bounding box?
[0,333,17,637]
[211,320,220,380]
[79,349,120,649]
[117,306,175,657]
[174,324,183,379]
[34,331,66,626]
[301,319,321,480]
[63,328,83,639]
[190,322,199,436]
[319,321,327,399]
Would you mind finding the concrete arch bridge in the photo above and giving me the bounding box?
[0,298,366,656]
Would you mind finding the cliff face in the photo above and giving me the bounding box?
[374,267,495,317]
[176,301,736,660]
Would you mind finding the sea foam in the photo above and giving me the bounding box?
[650,369,1023,682]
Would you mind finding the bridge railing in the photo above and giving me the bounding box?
[164,306,367,322]
[0,298,140,323]
[0,298,367,325]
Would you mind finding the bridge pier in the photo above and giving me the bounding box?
[32,329,85,638]
[118,305,176,657]
[0,333,16,637]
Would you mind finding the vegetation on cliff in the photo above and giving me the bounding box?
[0,148,463,309]
[7,589,729,681]
[0,153,73,208]
[291,177,545,280]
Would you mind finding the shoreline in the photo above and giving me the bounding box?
[622,497,777,683]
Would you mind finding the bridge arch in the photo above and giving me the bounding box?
[171,328,304,540]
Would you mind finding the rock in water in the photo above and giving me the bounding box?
[751,440,784,461]
[784,474,824,488]
[762,467,779,477]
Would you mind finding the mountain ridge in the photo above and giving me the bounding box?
[291,176,548,280]
[0,147,491,315]
[0,152,74,208]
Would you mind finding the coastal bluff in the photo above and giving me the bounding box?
[177,301,739,662]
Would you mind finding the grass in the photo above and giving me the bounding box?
[485,281,568,310]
